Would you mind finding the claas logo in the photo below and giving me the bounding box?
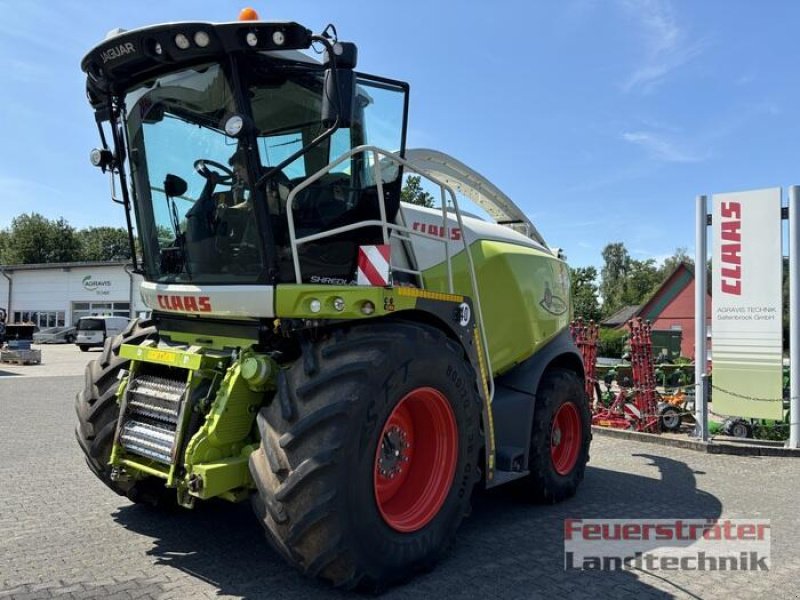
[411,222,462,241]
[156,295,212,312]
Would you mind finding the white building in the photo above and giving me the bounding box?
[0,261,148,328]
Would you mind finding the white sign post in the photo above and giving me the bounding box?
[711,188,784,421]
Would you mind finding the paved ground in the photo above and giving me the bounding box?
[0,344,101,378]
[1,365,798,599]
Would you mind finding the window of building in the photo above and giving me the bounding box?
[12,310,66,328]
[71,301,130,324]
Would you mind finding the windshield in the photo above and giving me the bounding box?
[125,56,408,285]
[78,319,104,332]
[126,64,264,284]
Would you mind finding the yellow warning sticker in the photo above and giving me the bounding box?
[395,287,464,302]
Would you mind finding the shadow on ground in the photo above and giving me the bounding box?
[113,453,721,599]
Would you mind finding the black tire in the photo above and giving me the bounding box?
[74,318,170,506]
[249,322,482,591]
[78,345,89,352]
[723,418,752,439]
[518,368,591,504]
[65,334,75,344]
[658,405,682,432]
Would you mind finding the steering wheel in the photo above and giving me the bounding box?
[194,159,234,184]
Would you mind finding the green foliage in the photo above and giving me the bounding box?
[0,214,133,265]
[78,227,131,261]
[598,327,627,358]
[600,242,629,315]
[754,421,789,441]
[599,243,694,317]
[0,213,82,264]
[400,175,435,208]
[569,266,601,321]
[661,247,693,274]
[623,258,661,305]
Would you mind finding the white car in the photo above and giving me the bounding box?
[75,316,130,351]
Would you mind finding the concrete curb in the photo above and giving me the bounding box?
[591,425,800,457]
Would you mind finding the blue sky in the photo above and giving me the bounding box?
[0,0,798,269]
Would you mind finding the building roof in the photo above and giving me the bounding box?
[601,261,709,328]
[601,304,641,327]
[0,261,131,272]
[638,262,696,321]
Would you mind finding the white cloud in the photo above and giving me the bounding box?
[621,130,708,163]
[619,0,707,94]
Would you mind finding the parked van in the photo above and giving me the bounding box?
[75,316,129,351]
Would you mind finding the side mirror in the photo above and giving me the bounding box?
[164,173,188,198]
[322,42,358,128]
[322,69,356,128]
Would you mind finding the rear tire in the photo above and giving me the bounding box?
[249,322,482,590]
[518,368,591,504]
[75,319,171,506]
[78,345,89,352]
[658,404,682,432]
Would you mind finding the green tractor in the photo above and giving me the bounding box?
[76,8,590,590]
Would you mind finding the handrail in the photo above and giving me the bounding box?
[285,144,494,402]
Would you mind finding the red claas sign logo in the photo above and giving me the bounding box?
[719,202,742,296]
[156,295,212,312]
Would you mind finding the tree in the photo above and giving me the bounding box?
[623,259,662,305]
[600,243,666,316]
[78,226,132,261]
[660,247,694,278]
[570,266,601,321]
[400,175,435,208]
[1,213,82,264]
[600,242,631,316]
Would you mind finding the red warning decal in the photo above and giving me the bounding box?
[357,245,391,286]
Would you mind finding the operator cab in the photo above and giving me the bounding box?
[83,15,409,287]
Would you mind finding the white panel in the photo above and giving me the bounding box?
[400,204,551,271]
[711,187,783,419]
[140,282,274,318]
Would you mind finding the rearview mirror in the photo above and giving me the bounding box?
[164,173,188,198]
[142,102,165,124]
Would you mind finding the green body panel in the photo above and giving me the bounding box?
[275,284,421,319]
[184,355,264,465]
[158,330,258,351]
[422,240,571,375]
[188,447,254,500]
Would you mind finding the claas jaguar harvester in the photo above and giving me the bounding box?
[76,7,591,590]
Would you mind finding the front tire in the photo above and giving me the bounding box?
[518,368,591,504]
[249,322,482,590]
[74,319,171,506]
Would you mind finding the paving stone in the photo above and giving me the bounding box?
[0,374,797,599]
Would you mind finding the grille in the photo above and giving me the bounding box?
[119,374,188,464]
